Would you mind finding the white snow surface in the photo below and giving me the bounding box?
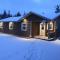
[0,33,60,60]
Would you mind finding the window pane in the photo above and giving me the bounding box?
[21,23,27,31]
[9,22,13,30]
[0,22,3,29]
[48,22,53,30]
[48,24,52,29]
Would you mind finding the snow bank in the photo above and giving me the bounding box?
[0,33,60,60]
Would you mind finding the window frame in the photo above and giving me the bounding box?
[0,22,3,29]
[9,22,14,30]
[21,22,27,31]
[47,22,53,30]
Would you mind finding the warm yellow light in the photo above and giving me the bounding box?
[23,19,27,23]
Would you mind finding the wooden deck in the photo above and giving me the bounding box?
[34,36,48,39]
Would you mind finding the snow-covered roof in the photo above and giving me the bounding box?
[0,11,60,22]
[35,10,60,19]
[0,16,22,22]
[42,12,60,19]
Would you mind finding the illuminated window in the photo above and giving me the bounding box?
[47,22,53,30]
[21,23,27,31]
[9,22,14,30]
[0,22,3,29]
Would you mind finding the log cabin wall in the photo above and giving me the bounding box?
[32,22,40,37]
[3,22,9,33]
[54,16,60,37]
[16,19,31,37]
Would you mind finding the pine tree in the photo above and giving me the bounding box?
[2,10,7,18]
[7,10,12,17]
[55,5,60,13]
[14,12,21,17]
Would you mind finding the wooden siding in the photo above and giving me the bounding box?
[32,22,39,37]
[55,17,60,37]
[17,19,31,37]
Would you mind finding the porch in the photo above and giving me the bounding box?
[34,36,48,39]
[31,22,48,39]
[31,21,55,39]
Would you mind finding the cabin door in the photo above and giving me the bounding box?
[40,22,45,36]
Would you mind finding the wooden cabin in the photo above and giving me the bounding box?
[0,12,57,39]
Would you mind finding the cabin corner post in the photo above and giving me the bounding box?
[29,21,32,38]
[48,22,50,39]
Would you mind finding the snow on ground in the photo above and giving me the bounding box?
[0,33,60,60]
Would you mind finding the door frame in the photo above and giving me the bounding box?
[40,22,46,36]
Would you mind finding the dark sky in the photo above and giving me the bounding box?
[0,0,60,18]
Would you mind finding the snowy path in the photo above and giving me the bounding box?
[0,33,60,60]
